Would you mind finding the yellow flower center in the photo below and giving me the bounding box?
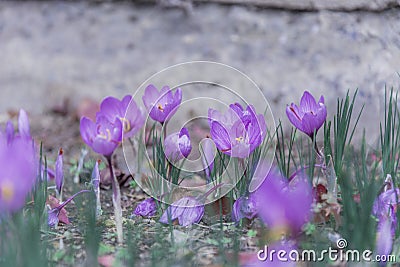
[99,129,112,141]
[1,181,14,202]
[235,136,244,142]
[268,224,291,242]
[157,103,164,112]
[119,117,131,132]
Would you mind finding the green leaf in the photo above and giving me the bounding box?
[98,243,115,256]
[247,229,257,238]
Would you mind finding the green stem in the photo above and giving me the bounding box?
[106,155,124,244]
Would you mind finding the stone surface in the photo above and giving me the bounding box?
[196,0,400,11]
[0,1,399,143]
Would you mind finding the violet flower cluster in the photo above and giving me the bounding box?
[143,85,192,162]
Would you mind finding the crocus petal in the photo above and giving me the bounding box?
[142,84,160,109]
[18,109,30,139]
[247,120,262,149]
[99,96,123,122]
[160,197,204,226]
[229,102,244,117]
[255,168,312,233]
[121,95,132,108]
[159,205,183,224]
[80,117,96,146]
[91,138,118,157]
[300,91,319,113]
[55,148,64,195]
[376,217,393,258]
[256,114,267,139]
[232,195,258,222]
[133,198,157,217]
[164,132,181,161]
[209,103,266,158]
[98,95,144,139]
[286,105,304,132]
[5,121,14,144]
[80,116,122,156]
[0,136,37,213]
[178,205,204,226]
[286,174,313,230]
[208,107,240,128]
[178,128,192,158]
[232,199,242,222]
[124,101,145,138]
[318,95,325,104]
[300,112,318,137]
[210,121,231,153]
[164,128,192,162]
[48,208,60,228]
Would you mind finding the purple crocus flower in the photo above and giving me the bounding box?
[48,189,91,228]
[81,107,125,243]
[159,197,205,226]
[286,91,327,138]
[232,194,258,222]
[372,175,399,253]
[99,95,145,139]
[373,187,399,238]
[142,84,182,124]
[375,216,394,260]
[80,115,123,157]
[0,153,36,213]
[255,168,312,234]
[0,111,37,213]
[55,148,64,196]
[133,198,157,217]
[164,128,192,162]
[208,103,266,158]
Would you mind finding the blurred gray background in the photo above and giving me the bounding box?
[1,1,399,144]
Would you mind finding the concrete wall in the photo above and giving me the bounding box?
[0,1,399,144]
